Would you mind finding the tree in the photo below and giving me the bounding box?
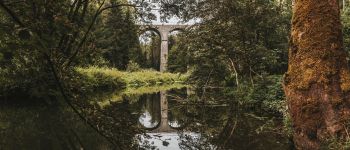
[168,34,189,73]
[149,34,161,70]
[96,4,142,70]
[342,6,350,60]
[139,31,161,70]
[165,0,291,86]
[283,0,350,149]
[0,0,139,98]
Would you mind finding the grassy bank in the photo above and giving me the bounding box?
[76,66,188,90]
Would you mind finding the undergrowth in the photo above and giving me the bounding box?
[76,66,188,89]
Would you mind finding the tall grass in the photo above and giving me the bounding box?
[76,66,126,92]
[76,66,188,90]
[122,70,187,87]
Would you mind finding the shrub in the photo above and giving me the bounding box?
[126,60,141,72]
[76,66,188,91]
[76,66,126,92]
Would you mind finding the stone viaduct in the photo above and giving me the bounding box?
[138,24,188,72]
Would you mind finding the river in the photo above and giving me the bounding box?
[0,85,293,150]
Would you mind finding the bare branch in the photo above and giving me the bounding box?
[0,0,25,27]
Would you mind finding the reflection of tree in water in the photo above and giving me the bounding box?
[70,88,292,149]
[171,89,292,150]
[0,87,293,149]
[71,88,292,149]
[72,98,144,150]
[0,101,113,150]
[176,103,230,149]
[168,88,188,128]
[138,94,161,129]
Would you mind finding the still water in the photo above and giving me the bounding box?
[0,85,293,150]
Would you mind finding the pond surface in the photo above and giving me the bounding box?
[0,85,293,150]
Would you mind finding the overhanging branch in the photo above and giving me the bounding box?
[0,0,25,27]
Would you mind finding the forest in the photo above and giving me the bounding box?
[0,0,350,149]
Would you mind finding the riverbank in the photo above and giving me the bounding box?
[76,66,188,91]
[0,66,188,100]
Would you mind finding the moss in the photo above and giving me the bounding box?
[287,0,344,92]
[285,1,350,148]
[297,68,315,90]
[340,69,350,92]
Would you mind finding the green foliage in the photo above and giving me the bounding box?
[139,32,161,70]
[226,75,286,114]
[121,69,188,87]
[258,75,286,113]
[76,66,188,89]
[0,0,104,99]
[0,48,55,99]
[126,60,141,72]
[0,0,143,99]
[224,74,292,137]
[342,8,350,64]
[95,5,143,70]
[76,67,126,92]
[168,0,292,86]
[168,34,189,73]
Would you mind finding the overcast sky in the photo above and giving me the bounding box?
[134,0,198,25]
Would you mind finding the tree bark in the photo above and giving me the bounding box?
[283,0,350,149]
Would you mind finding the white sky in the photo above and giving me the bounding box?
[133,0,199,25]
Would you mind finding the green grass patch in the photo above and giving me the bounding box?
[76,66,188,89]
[76,66,126,92]
[122,70,188,87]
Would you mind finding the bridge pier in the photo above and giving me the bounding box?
[160,28,169,72]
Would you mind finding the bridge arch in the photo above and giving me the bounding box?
[138,26,162,39]
[169,27,186,33]
[137,24,188,72]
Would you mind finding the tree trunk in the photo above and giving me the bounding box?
[283,0,350,149]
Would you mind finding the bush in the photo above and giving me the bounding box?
[122,69,188,87]
[76,66,188,91]
[0,58,55,99]
[76,66,126,92]
[233,75,286,114]
[204,75,285,112]
[126,60,141,72]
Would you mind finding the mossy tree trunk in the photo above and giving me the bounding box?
[284,0,350,149]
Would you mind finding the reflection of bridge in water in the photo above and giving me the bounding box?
[138,91,184,133]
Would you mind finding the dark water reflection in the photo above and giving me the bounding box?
[0,86,293,150]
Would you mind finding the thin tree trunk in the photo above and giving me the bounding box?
[283,0,350,149]
[228,58,240,87]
